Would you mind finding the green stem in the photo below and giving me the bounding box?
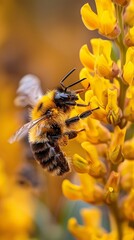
[115,4,128,112]
[110,202,123,240]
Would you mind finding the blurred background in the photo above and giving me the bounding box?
[0,1,95,239]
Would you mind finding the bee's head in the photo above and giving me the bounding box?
[54,68,87,111]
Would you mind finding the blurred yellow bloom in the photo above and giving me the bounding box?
[68,208,117,240]
[122,222,134,240]
[121,189,134,221]
[122,137,134,159]
[0,160,8,197]
[118,160,134,191]
[0,160,34,240]
[81,2,120,38]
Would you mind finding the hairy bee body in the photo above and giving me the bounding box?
[28,87,78,175]
[9,70,99,176]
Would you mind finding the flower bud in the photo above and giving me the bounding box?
[108,126,126,164]
[104,171,120,204]
[82,142,107,178]
[106,88,122,125]
[73,154,90,173]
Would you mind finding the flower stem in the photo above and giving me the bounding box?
[115,4,128,112]
[110,202,123,240]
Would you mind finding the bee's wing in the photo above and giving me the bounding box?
[15,74,43,107]
[9,115,47,143]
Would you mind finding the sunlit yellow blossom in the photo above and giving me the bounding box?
[74,116,111,145]
[64,1,134,239]
[124,26,134,46]
[118,160,134,191]
[106,88,122,125]
[124,0,134,27]
[123,47,134,85]
[73,154,90,173]
[79,67,93,89]
[81,142,106,177]
[85,118,111,144]
[80,39,119,79]
[108,126,126,164]
[80,3,99,31]
[79,45,95,73]
[91,75,110,107]
[62,174,104,204]
[81,2,120,38]
[104,171,120,204]
[62,179,83,200]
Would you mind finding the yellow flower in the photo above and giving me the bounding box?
[118,160,134,191]
[123,47,134,85]
[68,208,117,240]
[122,137,134,159]
[62,174,104,204]
[81,1,120,39]
[80,39,119,79]
[121,189,134,221]
[122,222,134,240]
[0,160,8,197]
[81,142,106,177]
[63,1,134,239]
[124,0,134,27]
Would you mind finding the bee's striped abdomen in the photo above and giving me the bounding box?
[30,141,69,175]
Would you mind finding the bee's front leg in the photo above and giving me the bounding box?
[63,129,85,139]
[65,107,99,126]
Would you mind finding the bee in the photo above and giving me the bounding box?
[9,69,99,176]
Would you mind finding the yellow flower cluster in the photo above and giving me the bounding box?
[62,0,134,239]
[0,159,34,240]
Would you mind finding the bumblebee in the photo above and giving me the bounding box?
[9,69,99,176]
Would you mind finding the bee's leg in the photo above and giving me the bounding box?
[65,102,89,107]
[63,129,85,139]
[65,107,99,126]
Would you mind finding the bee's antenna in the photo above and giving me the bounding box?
[64,78,86,92]
[60,68,76,89]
